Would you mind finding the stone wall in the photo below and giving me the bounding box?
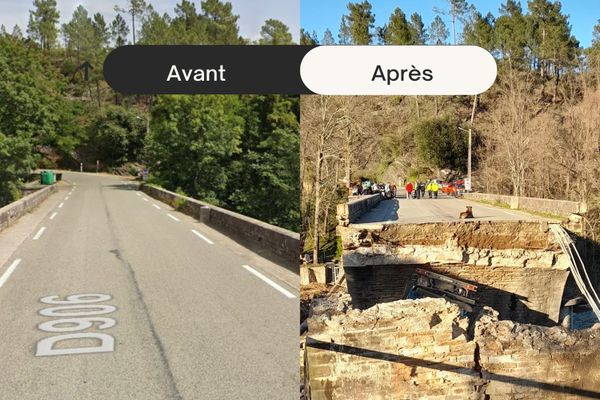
[141,184,299,268]
[336,194,382,226]
[340,221,570,325]
[463,193,586,217]
[476,307,600,400]
[0,185,56,232]
[305,296,600,400]
[306,296,483,400]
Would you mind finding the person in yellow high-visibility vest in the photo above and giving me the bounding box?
[425,181,432,198]
[431,180,439,199]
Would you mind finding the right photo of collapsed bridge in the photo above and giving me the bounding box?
[300,1,600,399]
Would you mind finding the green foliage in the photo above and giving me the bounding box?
[110,14,129,46]
[0,132,36,206]
[409,12,428,44]
[322,29,335,45]
[414,117,467,172]
[300,29,319,45]
[88,106,146,165]
[228,95,300,231]
[145,95,244,205]
[429,15,448,44]
[258,19,293,45]
[381,8,413,45]
[27,0,60,50]
[345,1,375,45]
[173,187,188,210]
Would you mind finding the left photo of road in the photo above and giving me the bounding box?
[0,1,299,399]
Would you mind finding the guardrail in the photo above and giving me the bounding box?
[463,192,586,217]
[0,185,56,232]
[337,194,383,226]
[140,184,299,269]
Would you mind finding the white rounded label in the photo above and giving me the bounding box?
[300,45,497,95]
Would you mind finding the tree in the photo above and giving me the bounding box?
[92,13,110,49]
[322,29,335,45]
[345,1,375,45]
[301,29,319,45]
[495,0,528,64]
[145,95,243,205]
[114,0,147,45]
[429,15,448,44]
[0,133,36,206]
[27,0,60,50]
[434,0,472,44]
[414,117,467,172]
[409,12,428,44]
[201,0,241,44]
[463,11,495,50]
[88,106,146,165]
[258,19,293,45]
[139,7,171,44]
[382,7,412,45]
[62,6,96,62]
[12,25,23,39]
[111,14,129,46]
[338,15,352,44]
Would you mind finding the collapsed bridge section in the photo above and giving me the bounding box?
[340,221,571,326]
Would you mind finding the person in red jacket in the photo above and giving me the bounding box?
[405,182,414,199]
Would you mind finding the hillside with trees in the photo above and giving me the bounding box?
[0,0,299,231]
[301,0,600,261]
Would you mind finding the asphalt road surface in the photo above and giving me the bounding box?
[0,172,298,400]
[354,192,545,227]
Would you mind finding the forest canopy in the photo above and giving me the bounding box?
[0,0,299,232]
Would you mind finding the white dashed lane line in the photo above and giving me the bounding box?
[65,196,69,201]
[167,214,180,222]
[192,229,214,245]
[49,212,57,220]
[136,192,141,197]
[152,204,161,210]
[58,203,64,208]
[33,227,46,241]
[0,259,22,289]
[241,264,296,299]
[142,198,149,202]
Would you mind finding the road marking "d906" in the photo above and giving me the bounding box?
[36,294,117,357]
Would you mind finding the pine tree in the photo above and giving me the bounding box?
[300,29,319,45]
[322,29,335,45]
[434,0,472,44]
[345,1,375,45]
[114,0,147,45]
[409,12,428,45]
[27,0,60,49]
[463,12,495,50]
[201,0,241,44]
[111,14,130,47]
[429,15,448,45]
[495,0,527,63]
[258,19,293,45]
[11,25,23,39]
[92,13,110,49]
[338,15,351,44]
[383,8,412,45]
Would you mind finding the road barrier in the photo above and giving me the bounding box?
[337,194,383,226]
[0,185,56,232]
[140,185,299,269]
[463,192,586,217]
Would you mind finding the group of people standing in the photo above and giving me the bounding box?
[405,180,440,199]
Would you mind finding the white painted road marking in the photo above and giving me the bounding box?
[167,214,180,222]
[241,265,296,299]
[58,202,64,208]
[49,212,57,220]
[0,259,22,288]
[65,196,70,201]
[152,204,161,210]
[136,192,141,197]
[143,198,149,202]
[33,227,47,240]
[192,229,214,245]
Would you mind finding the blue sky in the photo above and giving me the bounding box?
[0,0,299,41]
[301,0,600,48]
